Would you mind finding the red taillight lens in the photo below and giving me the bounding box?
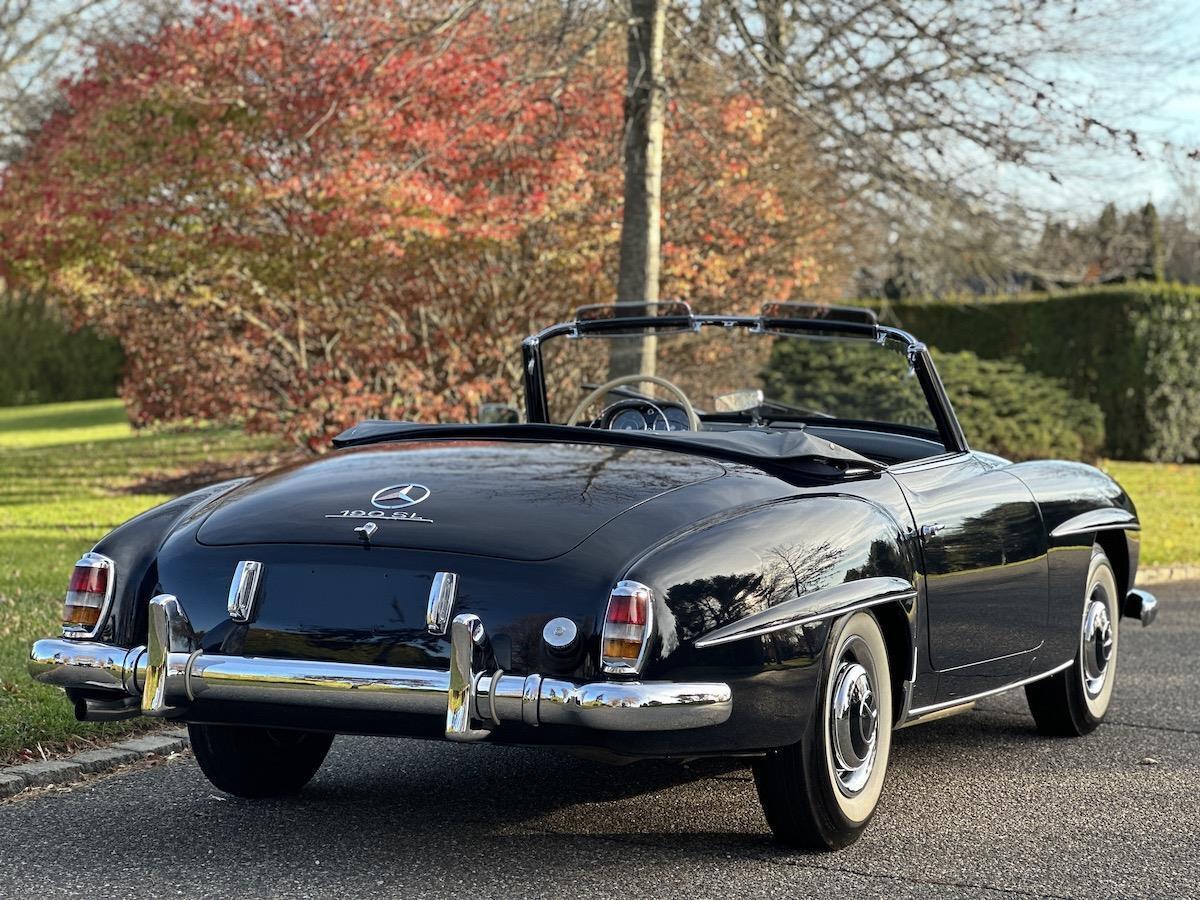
[606,592,648,626]
[62,553,113,636]
[68,566,107,595]
[601,580,653,674]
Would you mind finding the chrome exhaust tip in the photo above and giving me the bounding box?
[75,696,141,722]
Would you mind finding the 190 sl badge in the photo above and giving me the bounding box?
[325,508,433,524]
[325,483,434,524]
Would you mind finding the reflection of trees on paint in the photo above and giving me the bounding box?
[666,540,845,643]
[845,538,910,583]
[921,502,1044,573]
[365,442,721,512]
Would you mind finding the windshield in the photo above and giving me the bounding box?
[540,322,939,437]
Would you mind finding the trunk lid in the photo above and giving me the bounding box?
[196,440,725,561]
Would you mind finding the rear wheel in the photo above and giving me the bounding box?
[189,723,334,798]
[1025,546,1119,736]
[753,610,893,851]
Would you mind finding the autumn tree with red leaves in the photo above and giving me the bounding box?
[0,1,847,447]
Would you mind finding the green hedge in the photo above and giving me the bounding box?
[0,295,123,406]
[882,285,1200,462]
[935,352,1106,461]
[763,342,1106,462]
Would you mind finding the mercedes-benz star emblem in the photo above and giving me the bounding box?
[371,483,431,509]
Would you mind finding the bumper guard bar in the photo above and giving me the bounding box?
[29,595,732,739]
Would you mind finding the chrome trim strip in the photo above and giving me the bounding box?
[935,641,1043,673]
[426,571,458,636]
[886,451,970,474]
[62,551,116,640]
[1050,508,1140,539]
[226,560,264,623]
[905,659,1073,722]
[694,577,917,649]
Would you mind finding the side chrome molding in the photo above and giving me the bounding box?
[694,576,917,649]
[904,659,1073,724]
[1050,508,1139,539]
[426,572,459,635]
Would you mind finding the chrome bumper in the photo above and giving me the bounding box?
[29,595,732,739]
[1125,588,1158,626]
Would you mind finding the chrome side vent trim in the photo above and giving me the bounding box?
[695,576,917,649]
[227,560,264,623]
[1050,508,1139,539]
[427,571,459,635]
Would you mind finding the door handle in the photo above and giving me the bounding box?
[920,523,946,538]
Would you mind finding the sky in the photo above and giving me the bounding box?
[1024,3,1200,221]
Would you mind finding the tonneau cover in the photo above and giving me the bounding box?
[332,421,882,477]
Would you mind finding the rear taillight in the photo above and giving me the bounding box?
[62,552,114,638]
[601,580,654,674]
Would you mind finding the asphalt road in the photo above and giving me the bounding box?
[1,581,1196,900]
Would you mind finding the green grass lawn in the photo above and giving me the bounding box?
[0,399,275,764]
[1102,460,1200,569]
[0,400,1194,764]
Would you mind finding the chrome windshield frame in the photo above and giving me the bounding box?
[520,308,969,455]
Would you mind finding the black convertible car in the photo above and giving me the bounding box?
[30,302,1157,849]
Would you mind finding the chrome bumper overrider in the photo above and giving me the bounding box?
[29,595,732,739]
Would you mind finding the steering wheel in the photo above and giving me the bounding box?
[566,374,702,431]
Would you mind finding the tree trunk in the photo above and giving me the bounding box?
[609,0,666,381]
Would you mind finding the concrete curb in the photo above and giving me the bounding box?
[0,729,189,801]
[1137,565,1200,586]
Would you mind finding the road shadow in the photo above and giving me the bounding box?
[157,706,1065,866]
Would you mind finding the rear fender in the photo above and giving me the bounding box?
[625,495,919,749]
[90,479,249,646]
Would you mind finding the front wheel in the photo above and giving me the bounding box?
[189,723,334,798]
[1025,546,1120,736]
[753,610,893,851]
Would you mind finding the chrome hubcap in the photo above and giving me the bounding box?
[830,655,878,797]
[1081,591,1113,698]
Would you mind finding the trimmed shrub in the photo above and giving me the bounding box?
[882,285,1200,462]
[763,339,937,429]
[935,352,1106,461]
[764,341,1105,461]
[0,294,123,406]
